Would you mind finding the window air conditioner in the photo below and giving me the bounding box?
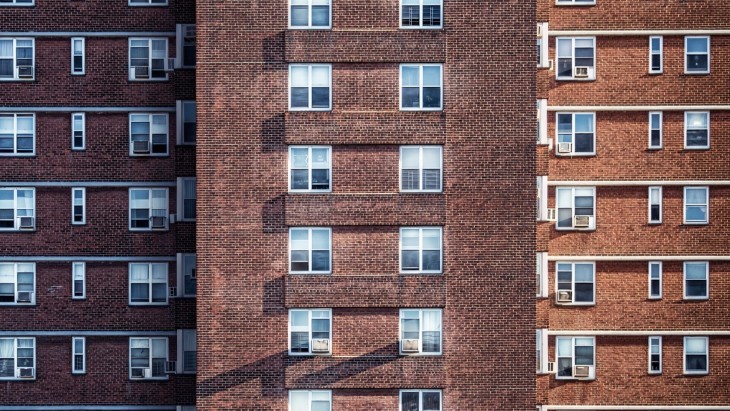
[573,215,592,228]
[18,217,35,229]
[311,338,330,353]
[151,216,167,229]
[557,142,573,154]
[16,291,33,303]
[17,367,34,378]
[546,208,557,222]
[169,287,177,298]
[574,66,590,78]
[401,339,420,353]
[557,290,573,303]
[574,365,592,378]
[536,24,543,37]
[547,362,556,374]
[17,66,34,79]
[165,58,176,72]
[131,66,150,79]
[131,367,152,379]
[132,140,150,154]
[165,361,177,374]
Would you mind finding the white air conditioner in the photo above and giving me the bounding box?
[557,142,573,154]
[574,66,591,78]
[190,268,197,280]
[573,215,592,228]
[401,339,420,353]
[547,361,556,374]
[165,361,177,374]
[131,367,152,379]
[165,58,176,72]
[311,338,330,353]
[17,367,34,379]
[546,208,557,222]
[574,365,592,378]
[557,290,573,303]
[18,217,35,230]
[16,291,33,303]
[17,65,33,78]
[151,216,167,229]
[131,66,150,79]
[536,24,543,37]
[169,286,177,298]
[132,140,150,154]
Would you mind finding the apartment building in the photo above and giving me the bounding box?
[0,0,197,409]
[196,0,535,410]
[537,1,730,410]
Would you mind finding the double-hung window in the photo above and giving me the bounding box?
[289,227,331,274]
[556,37,595,80]
[72,262,86,299]
[176,101,196,144]
[648,336,661,374]
[289,64,331,111]
[72,337,85,374]
[0,0,34,5]
[648,261,662,299]
[177,177,196,221]
[556,187,595,230]
[129,38,168,80]
[129,188,168,230]
[0,113,34,155]
[176,24,196,68]
[0,338,35,380]
[289,146,331,192]
[289,309,331,355]
[289,390,332,411]
[685,112,709,149]
[129,337,168,379]
[649,36,662,74]
[684,261,708,300]
[400,0,442,29]
[71,113,85,150]
[684,186,708,224]
[0,38,34,80]
[536,252,548,298]
[649,112,662,149]
[400,146,442,192]
[0,188,35,231]
[556,262,595,305]
[400,64,443,111]
[178,329,197,373]
[556,336,595,379]
[536,329,549,373]
[71,37,85,75]
[685,36,710,74]
[290,0,331,29]
[556,112,595,155]
[684,336,708,375]
[400,309,442,355]
[0,263,35,305]
[129,0,167,5]
[178,253,196,297]
[129,263,168,305]
[400,227,442,273]
[400,390,442,411]
[130,113,168,156]
[72,187,86,225]
[648,186,661,224]
[537,24,549,68]
[556,0,595,4]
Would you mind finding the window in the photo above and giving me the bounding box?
[536,252,548,298]
[648,186,661,224]
[289,390,332,411]
[684,186,708,224]
[176,24,196,68]
[178,329,196,373]
[537,99,548,144]
[536,176,548,221]
[537,24,549,68]
[400,227,442,274]
[0,38,34,81]
[400,0,442,29]
[536,329,548,373]
[71,37,85,75]
[177,177,196,221]
[556,0,595,4]
[684,336,708,374]
[72,262,86,299]
[648,336,661,374]
[684,261,708,300]
[289,146,331,192]
[556,336,595,379]
[178,253,196,297]
[289,309,331,355]
[130,113,168,156]
[400,309,442,355]
[289,64,331,111]
[648,261,662,299]
[72,337,85,374]
[648,112,662,149]
[129,337,168,379]
[129,188,168,230]
[129,38,168,80]
[556,187,595,230]
[176,101,196,144]
[400,390,442,411]
[0,263,35,305]
[685,36,709,74]
[556,262,595,305]
[129,263,168,305]
[685,112,709,149]
[129,0,167,6]
[72,187,85,225]
[556,112,595,155]
[289,228,331,274]
[400,64,442,111]
[0,338,35,380]
[0,0,34,5]
[556,37,595,80]
[400,146,442,192]
[649,36,662,74]
[71,113,85,150]
[0,113,34,155]
[0,188,35,231]
[290,0,331,29]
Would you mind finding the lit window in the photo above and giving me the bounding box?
[289,64,332,111]
[289,309,331,355]
[400,0,442,29]
[556,37,595,80]
[400,227,442,274]
[0,113,34,155]
[400,64,443,110]
[290,0,331,29]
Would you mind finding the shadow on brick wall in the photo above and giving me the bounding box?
[263,194,286,233]
[261,114,286,153]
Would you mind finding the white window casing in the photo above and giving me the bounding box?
[685,36,710,74]
[177,177,196,221]
[400,0,443,29]
[0,337,35,380]
[648,186,662,224]
[684,336,709,375]
[400,146,443,193]
[72,187,86,225]
[128,38,168,81]
[288,309,332,356]
[289,0,332,29]
[289,390,332,411]
[0,113,35,156]
[289,64,332,111]
[289,227,332,274]
[556,336,596,380]
[71,37,85,75]
[683,186,708,225]
[683,261,709,300]
[648,336,662,374]
[684,111,709,149]
[0,187,35,231]
[0,38,35,81]
[649,36,662,74]
[289,146,332,193]
[129,113,169,156]
[556,187,595,230]
[648,111,662,149]
[0,262,36,305]
[400,64,443,111]
[399,309,442,356]
[556,37,595,80]
[72,336,86,374]
[128,337,169,380]
[71,112,85,150]
[400,227,443,274]
[128,188,169,231]
[399,390,443,411]
[555,112,596,156]
[129,263,169,306]
[648,261,662,300]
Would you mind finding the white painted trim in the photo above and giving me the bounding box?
[128,262,169,306]
[537,99,549,144]
[544,407,730,410]
[288,146,333,193]
[647,186,662,224]
[548,255,730,261]
[538,23,549,68]
[548,105,730,112]
[648,336,662,374]
[549,29,730,36]
[648,111,662,149]
[548,330,730,336]
[537,252,549,298]
[71,187,86,225]
[399,63,444,111]
[398,0,443,29]
[288,227,332,274]
[72,262,86,300]
[537,176,548,221]
[549,180,730,186]
[648,36,663,74]
[0,331,176,336]
[0,181,175,188]
[399,227,443,274]
[289,0,333,29]
[288,308,332,356]
[0,256,175,262]
[0,32,175,38]
[0,408,175,411]
[71,336,86,374]
[648,261,662,300]
[398,308,443,356]
[288,64,333,111]
[685,36,710,75]
[0,107,175,113]
[399,145,443,193]
[70,37,85,75]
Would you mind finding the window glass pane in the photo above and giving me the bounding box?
[422,66,441,86]
[685,263,707,280]
[291,311,308,327]
[402,66,419,86]
[687,38,708,53]
[401,147,420,169]
[687,113,708,128]
[651,38,660,50]
[290,229,309,250]
[290,6,309,26]
[557,39,572,57]
[574,264,593,282]
[401,392,419,411]
[422,147,440,167]
[311,6,329,26]
[574,114,593,133]
[686,188,707,204]
[575,38,593,49]
[557,338,571,356]
[291,67,308,87]
[311,67,329,87]
[686,338,707,354]
[423,392,440,410]
[311,229,329,249]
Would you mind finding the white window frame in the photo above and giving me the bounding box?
[71,112,85,150]
[537,23,549,69]
[683,261,709,300]
[399,0,443,29]
[400,63,443,111]
[288,64,332,111]
[685,36,710,74]
[684,111,710,149]
[648,261,662,300]
[129,113,169,156]
[288,146,332,193]
[175,24,196,68]
[399,390,443,411]
[399,146,443,193]
[288,308,332,356]
[555,186,595,230]
[555,112,596,155]
[683,186,709,225]
[0,38,34,81]
[0,187,35,231]
[648,111,662,149]
[537,252,548,298]
[72,262,86,300]
[648,186,661,224]
[684,336,709,375]
[289,227,332,274]
[536,176,548,221]
[648,336,662,375]
[0,113,35,156]
[71,187,86,225]
[0,0,34,5]
[289,0,332,29]
[399,308,442,356]
[128,0,168,6]
[176,100,196,145]
[555,336,596,380]
[176,253,196,298]
[555,37,595,81]
[128,262,169,306]
[72,336,86,374]
[128,38,169,81]
[555,0,595,5]
[128,337,169,380]
[71,37,85,75]
[176,329,197,374]
[177,177,196,221]
[555,261,595,305]
[0,262,35,305]
[536,328,549,373]
[289,390,332,411]
[0,337,35,380]
[399,227,443,274]
[537,99,548,144]
[649,36,662,74]
[128,188,169,231]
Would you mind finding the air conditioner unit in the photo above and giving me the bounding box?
[165,361,177,374]
[574,365,592,378]
[151,216,167,229]
[536,24,543,37]
[131,367,152,379]
[17,367,34,379]
[574,215,592,228]
[547,362,556,374]
[401,339,420,353]
[18,217,35,230]
[165,58,176,72]
[190,268,197,280]
[17,65,33,78]
[557,142,573,154]
[169,214,176,224]
[131,66,149,79]
[311,338,330,353]
[169,286,177,298]
[546,208,557,222]
[132,140,150,154]
[574,66,590,78]
[16,291,33,303]
[557,290,573,303]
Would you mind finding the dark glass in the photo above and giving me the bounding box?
[650,280,660,296]
[422,169,441,190]
[183,45,196,67]
[0,137,12,150]
[0,60,13,77]
[574,283,593,302]
[422,331,440,353]
[422,5,441,26]
[130,284,149,302]
[73,56,83,72]
[401,392,419,411]
[651,130,661,146]
[185,199,196,219]
[651,205,660,222]
[401,169,419,190]
[687,55,708,72]
[421,250,441,271]
[290,250,309,271]
[422,392,441,410]
[311,169,330,190]
[651,55,661,71]
[574,133,593,153]
[557,358,572,376]
[686,130,708,146]
[402,88,420,108]
[290,332,309,352]
[151,283,166,302]
[0,359,13,377]
[291,170,309,190]
[422,87,441,108]
[686,354,707,371]
[557,58,572,77]
[291,87,309,108]
[686,280,706,297]
[311,250,330,272]
[575,346,594,365]
[311,87,329,108]
[401,6,420,26]
[401,250,419,270]
[650,354,660,371]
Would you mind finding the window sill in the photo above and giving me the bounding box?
[683,297,709,301]
[556,376,595,381]
[555,227,596,232]
[400,271,443,275]
[683,222,708,226]
[684,71,710,75]
[0,79,35,82]
[129,303,170,307]
[399,352,442,357]
[400,108,444,112]
[648,71,663,75]
[555,78,595,82]
[0,377,36,381]
[399,26,443,30]
[0,229,36,233]
[0,303,36,307]
[0,154,35,157]
[289,108,332,112]
[288,26,332,30]
[288,190,333,194]
[128,377,170,381]
[128,78,170,83]
[683,146,710,151]
[289,272,332,275]
[683,371,709,376]
[288,353,332,357]
[555,153,596,157]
